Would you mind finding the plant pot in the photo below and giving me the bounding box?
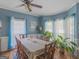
[59,48,65,55]
[54,48,73,59]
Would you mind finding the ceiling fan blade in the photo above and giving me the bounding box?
[25,4,32,11]
[31,3,42,8]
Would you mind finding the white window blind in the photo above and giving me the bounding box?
[55,19,64,36]
[45,20,53,32]
[66,16,74,41]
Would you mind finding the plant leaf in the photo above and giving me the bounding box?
[70,42,77,46]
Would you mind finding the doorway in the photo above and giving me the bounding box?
[11,17,26,48]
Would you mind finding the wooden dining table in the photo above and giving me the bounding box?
[19,38,51,59]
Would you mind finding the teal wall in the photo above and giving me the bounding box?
[0,15,10,37]
[26,15,39,34]
[76,3,79,45]
[0,8,26,18]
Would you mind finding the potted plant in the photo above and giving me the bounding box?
[52,35,77,59]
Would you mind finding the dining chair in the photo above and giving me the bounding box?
[45,42,56,59]
[36,42,55,59]
[16,37,28,59]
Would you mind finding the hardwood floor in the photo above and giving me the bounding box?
[0,48,17,59]
[8,49,17,59]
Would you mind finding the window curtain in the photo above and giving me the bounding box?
[65,15,75,42]
[54,19,64,36]
[45,20,53,32]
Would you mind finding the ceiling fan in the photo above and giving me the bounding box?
[18,0,42,12]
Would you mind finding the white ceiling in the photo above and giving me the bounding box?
[0,0,78,16]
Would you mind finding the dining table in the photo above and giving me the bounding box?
[19,38,51,59]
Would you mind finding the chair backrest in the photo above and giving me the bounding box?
[16,34,27,40]
[16,37,28,59]
[45,42,55,59]
[19,34,27,39]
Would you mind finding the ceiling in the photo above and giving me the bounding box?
[0,0,78,16]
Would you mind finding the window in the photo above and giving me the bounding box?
[44,16,75,42]
[66,16,74,41]
[54,19,64,36]
[45,20,53,32]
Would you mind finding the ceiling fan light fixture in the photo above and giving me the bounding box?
[19,0,42,11]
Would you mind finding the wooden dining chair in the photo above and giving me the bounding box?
[45,42,56,59]
[36,42,55,59]
[16,37,28,59]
